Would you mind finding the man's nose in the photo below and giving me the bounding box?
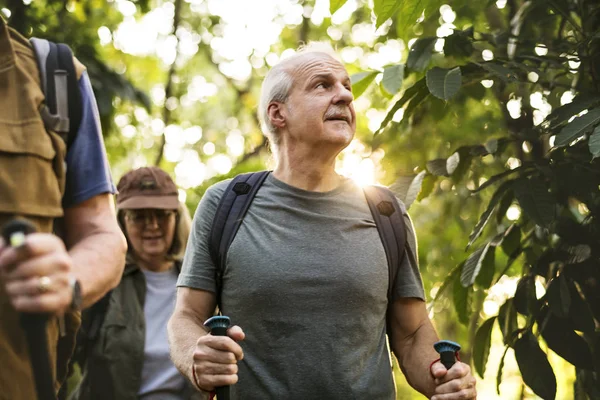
[333,83,353,104]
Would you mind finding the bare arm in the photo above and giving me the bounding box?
[168,287,216,382]
[63,193,126,308]
[389,297,440,398]
[390,298,477,399]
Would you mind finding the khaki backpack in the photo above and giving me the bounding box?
[0,17,86,399]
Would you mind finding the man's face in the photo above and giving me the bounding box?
[278,53,356,150]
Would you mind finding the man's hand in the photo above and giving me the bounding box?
[0,233,73,315]
[430,361,477,400]
[192,325,245,391]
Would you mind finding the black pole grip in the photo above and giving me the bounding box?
[433,340,461,371]
[204,316,232,400]
[2,219,56,400]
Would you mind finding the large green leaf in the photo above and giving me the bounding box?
[446,152,460,175]
[389,171,426,209]
[426,158,448,176]
[589,125,600,158]
[538,308,594,370]
[545,95,600,130]
[373,0,403,28]
[382,64,404,95]
[496,189,514,224]
[432,262,462,304]
[496,346,509,395]
[475,244,496,289]
[473,317,496,378]
[468,180,515,247]
[329,0,348,14]
[350,71,379,98]
[498,299,518,346]
[514,276,535,316]
[472,166,531,194]
[555,108,600,146]
[501,224,521,257]
[406,37,436,72]
[417,173,437,201]
[375,78,428,134]
[461,243,491,287]
[513,176,555,227]
[567,280,595,333]
[426,67,462,101]
[443,29,474,58]
[546,274,571,318]
[514,332,557,400]
[453,270,472,325]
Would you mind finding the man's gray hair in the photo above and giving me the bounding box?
[258,43,341,148]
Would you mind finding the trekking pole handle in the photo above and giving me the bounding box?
[2,219,55,400]
[433,340,461,370]
[204,316,232,400]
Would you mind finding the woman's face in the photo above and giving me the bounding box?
[123,208,177,262]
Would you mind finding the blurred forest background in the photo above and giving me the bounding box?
[1,0,599,398]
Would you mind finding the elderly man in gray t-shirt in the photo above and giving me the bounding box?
[168,46,477,400]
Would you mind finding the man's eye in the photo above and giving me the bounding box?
[316,82,327,89]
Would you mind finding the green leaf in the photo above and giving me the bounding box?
[417,174,437,201]
[383,0,445,34]
[426,158,449,176]
[426,67,462,101]
[329,0,347,14]
[480,62,518,82]
[496,346,509,395]
[389,171,426,209]
[514,332,557,400]
[443,30,474,58]
[538,308,594,370]
[382,64,404,95]
[468,180,514,247]
[514,276,534,316]
[432,262,462,304]
[546,95,600,130]
[453,270,472,325]
[473,317,496,378]
[476,244,496,289]
[589,125,600,158]
[496,189,514,224]
[513,176,555,227]
[501,224,521,257]
[373,0,403,28]
[407,37,436,72]
[350,71,379,98]
[375,78,427,134]
[471,166,531,194]
[498,299,518,346]
[446,152,460,175]
[567,280,595,333]
[461,243,491,287]
[555,108,600,146]
[546,274,571,318]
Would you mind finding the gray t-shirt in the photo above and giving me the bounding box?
[178,174,425,400]
[139,267,192,400]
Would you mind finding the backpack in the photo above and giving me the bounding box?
[208,171,408,309]
[30,38,82,148]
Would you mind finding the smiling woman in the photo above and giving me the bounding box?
[70,166,197,400]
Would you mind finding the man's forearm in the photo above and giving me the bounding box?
[69,230,126,308]
[391,320,440,398]
[168,311,209,384]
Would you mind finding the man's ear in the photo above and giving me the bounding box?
[267,102,286,129]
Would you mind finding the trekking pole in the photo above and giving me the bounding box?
[204,316,232,400]
[2,219,56,400]
[433,340,461,370]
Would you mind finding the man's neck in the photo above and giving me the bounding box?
[273,148,343,192]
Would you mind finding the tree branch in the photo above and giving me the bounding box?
[155,0,183,166]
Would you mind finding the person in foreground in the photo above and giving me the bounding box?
[0,17,126,398]
[71,166,199,400]
[168,44,477,400]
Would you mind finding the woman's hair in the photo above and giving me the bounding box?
[117,201,192,264]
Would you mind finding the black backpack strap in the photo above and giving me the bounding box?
[209,171,271,306]
[363,185,407,302]
[30,38,82,149]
